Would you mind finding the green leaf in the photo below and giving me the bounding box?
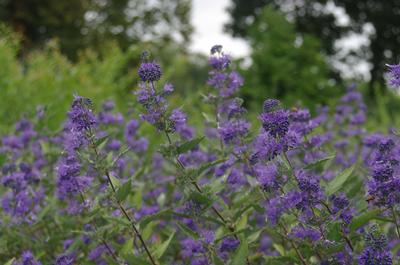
[0,153,6,167]
[197,158,226,177]
[236,211,248,230]
[273,243,286,255]
[123,254,152,265]
[130,188,142,209]
[327,222,342,241]
[35,198,55,223]
[264,256,298,264]
[95,135,109,148]
[4,258,16,265]
[230,238,249,265]
[189,191,213,209]
[247,229,262,244]
[139,209,173,227]
[325,243,344,255]
[349,209,381,232]
[305,153,335,170]
[116,180,131,202]
[120,238,133,256]
[176,221,200,239]
[212,253,225,265]
[111,146,131,167]
[154,231,175,259]
[202,112,216,124]
[109,175,121,188]
[326,165,355,196]
[142,221,158,240]
[177,136,204,154]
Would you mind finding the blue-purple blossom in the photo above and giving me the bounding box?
[218,120,250,144]
[14,251,42,265]
[358,228,392,265]
[263,99,280,113]
[220,237,240,252]
[290,226,321,241]
[386,64,400,88]
[254,163,279,191]
[68,96,96,132]
[138,61,162,82]
[260,109,290,138]
[55,254,74,265]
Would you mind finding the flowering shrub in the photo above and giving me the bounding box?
[1,45,400,265]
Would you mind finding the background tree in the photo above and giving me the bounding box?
[242,7,338,110]
[226,0,400,95]
[0,0,192,59]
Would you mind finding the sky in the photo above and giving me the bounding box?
[190,0,250,58]
[189,0,371,79]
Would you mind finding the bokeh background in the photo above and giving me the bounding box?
[0,0,400,132]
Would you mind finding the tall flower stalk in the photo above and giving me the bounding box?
[67,96,158,265]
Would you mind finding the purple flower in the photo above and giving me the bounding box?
[169,109,187,132]
[290,226,321,241]
[210,44,223,54]
[88,244,108,261]
[138,61,162,82]
[56,154,90,199]
[163,83,174,94]
[263,99,280,113]
[68,96,96,133]
[55,254,74,265]
[254,163,278,191]
[201,230,215,244]
[102,100,115,111]
[220,237,240,252]
[14,251,42,265]
[218,120,250,144]
[386,64,400,88]
[181,238,205,258]
[209,53,231,71]
[358,228,392,265]
[330,193,353,224]
[227,167,246,186]
[372,161,393,181]
[260,109,289,138]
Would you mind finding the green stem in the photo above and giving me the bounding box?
[392,207,400,239]
[89,131,158,265]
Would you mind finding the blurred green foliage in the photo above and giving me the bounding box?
[0,25,208,133]
[241,7,340,110]
[0,0,192,60]
[226,0,400,95]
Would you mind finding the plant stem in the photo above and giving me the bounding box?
[280,223,307,265]
[89,134,158,265]
[164,131,250,265]
[392,207,400,239]
[78,192,120,262]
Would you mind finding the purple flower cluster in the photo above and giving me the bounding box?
[13,251,42,265]
[365,136,400,206]
[4,46,400,265]
[358,227,392,265]
[136,61,193,138]
[387,63,400,88]
[138,61,162,82]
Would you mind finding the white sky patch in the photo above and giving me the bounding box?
[190,0,250,57]
[190,0,371,79]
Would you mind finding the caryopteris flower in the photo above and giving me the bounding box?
[358,227,392,265]
[260,109,290,138]
[68,96,96,133]
[138,61,162,82]
[386,63,400,88]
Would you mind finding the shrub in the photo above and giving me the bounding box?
[1,45,400,265]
